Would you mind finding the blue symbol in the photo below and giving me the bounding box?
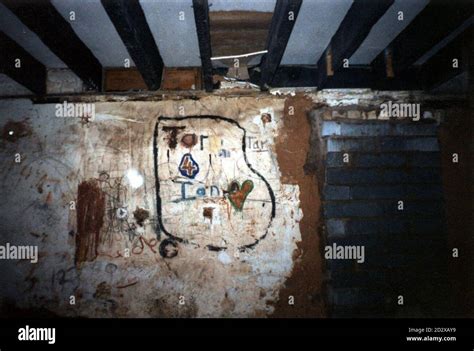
[179,153,199,179]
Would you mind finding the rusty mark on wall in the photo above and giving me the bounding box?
[181,133,198,148]
[75,180,106,264]
[203,207,214,222]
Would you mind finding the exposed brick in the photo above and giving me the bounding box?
[328,137,439,152]
[327,287,386,307]
[326,152,438,168]
[332,110,347,119]
[406,184,443,199]
[408,152,441,167]
[347,110,361,119]
[353,153,407,168]
[394,123,438,136]
[324,201,385,218]
[409,217,447,235]
[321,121,341,137]
[345,218,408,235]
[322,110,332,120]
[329,270,388,289]
[326,219,346,237]
[379,137,439,152]
[327,138,376,152]
[324,200,444,218]
[423,111,433,119]
[350,185,405,199]
[324,185,351,200]
[367,111,377,119]
[320,117,448,317]
[328,123,439,137]
[326,168,442,185]
[325,152,352,167]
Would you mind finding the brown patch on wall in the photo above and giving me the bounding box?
[2,120,32,142]
[203,207,214,222]
[439,107,473,317]
[271,95,325,317]
[181,133,198,148]
[75,180,106,264]
[133,207,150,227]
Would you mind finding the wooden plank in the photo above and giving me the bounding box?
[209,11,272,67]
[259,0,302,88]
[193,0,213,92]
[101,0,164,90]
[162,68,202,90]
[0,31,46,95]
[2,0,102,91]
[104,68,147,92]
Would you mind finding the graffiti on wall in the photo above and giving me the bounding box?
[154,116,276,253]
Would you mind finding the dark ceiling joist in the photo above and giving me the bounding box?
[101,0,164,91]
[315,0,394,89]
[193,0,213,92]
[269,66,374,89]
[0,31,46,95]
[259,0,302,89]
[420,26,472,90]
[1,0,102,91]
[266,65,422,90]
[372,0,473,78]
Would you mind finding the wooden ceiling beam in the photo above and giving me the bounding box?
[193,0,213,92]
[2,0,102,91]
[259,0,302,89]
[0,31,47,95]
[102,0,164,90]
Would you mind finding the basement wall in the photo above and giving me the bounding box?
[0,89,470,318]
[0,94,323,317]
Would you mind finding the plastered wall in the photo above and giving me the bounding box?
[0,95,317,317]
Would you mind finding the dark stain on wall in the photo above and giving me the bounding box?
[75,180,106,264]
[162,126,185,149]
[133,207,150,227]
[2,120,32,142]
[202,207,214,222]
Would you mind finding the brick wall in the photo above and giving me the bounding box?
[319,117,450,317]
